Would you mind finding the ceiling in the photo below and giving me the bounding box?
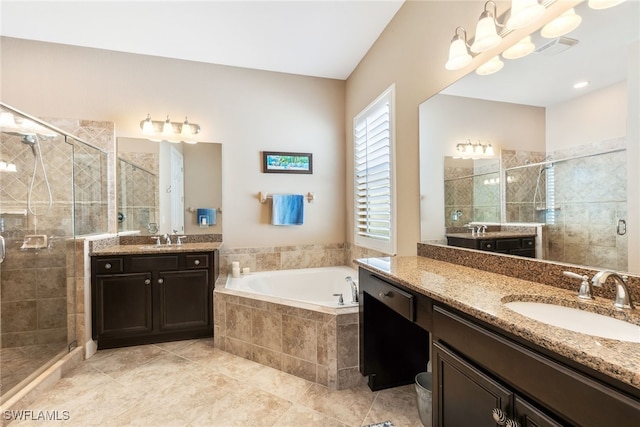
[0,0,405,80]
[441,0,639,107]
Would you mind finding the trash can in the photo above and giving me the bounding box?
[415,372,432,427]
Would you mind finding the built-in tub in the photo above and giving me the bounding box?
[224,265,359,308]
[214,266,363,390]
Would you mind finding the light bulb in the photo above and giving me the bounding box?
[541,8,582,39]
[502,36,535,59]
[162,116,173,136]
[588,0,626,9]
[181,117,192,137]
[476,56,504,76]
[507,0,545,30]
[470,10,502,53]
[445,32,472,70]
[140,114,154,134]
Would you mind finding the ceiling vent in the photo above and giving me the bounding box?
[534,37,579,56]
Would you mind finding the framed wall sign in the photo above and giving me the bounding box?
[262,151,313,174]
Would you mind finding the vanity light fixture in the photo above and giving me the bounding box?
[588,0,626,10]
[541,8,582,39]
[470,1,503,53]
[506,0,546,30]
[502,35,536,59]
[456,140,495,159]
[139,114,201,143]
[445,27,473,71]
[476,55,504,75]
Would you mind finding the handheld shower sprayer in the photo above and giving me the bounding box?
[21,135,37,156]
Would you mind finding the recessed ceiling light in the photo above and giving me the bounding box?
[573,81,590,89]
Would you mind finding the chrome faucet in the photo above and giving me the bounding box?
[163,233,172,246]
[345,276,358,303]
[591,270,635,309]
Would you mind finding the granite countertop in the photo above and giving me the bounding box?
[91,242,223,256]
[355,256,640,390]
[446,231,537,239]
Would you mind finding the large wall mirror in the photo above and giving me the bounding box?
[419,0,639,274]
[117,137,222,236]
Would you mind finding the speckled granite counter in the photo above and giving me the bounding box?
[90,242,223,256]
[445,231,537,239]
[355,256,640,390]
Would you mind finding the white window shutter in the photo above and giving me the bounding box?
[353,86,396,255]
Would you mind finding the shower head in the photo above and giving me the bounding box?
[21,134,37,155]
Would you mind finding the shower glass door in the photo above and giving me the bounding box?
[0,104,76,402]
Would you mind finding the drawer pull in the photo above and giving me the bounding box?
[492,408,507,425]
[158,278,164,284]
[379,291,390,299]
[105,263,112,269]
[144,279,151,285]
[194,259,200,266]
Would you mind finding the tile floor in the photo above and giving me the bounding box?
[7,339,424,426]
[1,344,66,396]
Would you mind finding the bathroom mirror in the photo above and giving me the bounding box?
[116,137,222,236]
[419,0,639,273]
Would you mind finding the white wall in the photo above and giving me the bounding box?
[546,81,627,151]
[0,36,346,249]
[419,94,545,241]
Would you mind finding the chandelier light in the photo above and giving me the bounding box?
[139,114,201,143]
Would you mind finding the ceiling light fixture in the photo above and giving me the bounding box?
[541,8,582,39]
[470,1,503,53]
[506,0,546,30]
[502,35,536,59]
[588,0,626,10]
[573,80,590,89]
[445,27,473,70]
[139,114,201,143]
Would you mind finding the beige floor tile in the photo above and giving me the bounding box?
[297,384,377,426]
[363,387,424,427]
[188,385,291,426]
[84,344,167,378]
[240,362,314,402]
[274,404,350,427]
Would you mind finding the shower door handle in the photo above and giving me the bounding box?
[0,235,5,264]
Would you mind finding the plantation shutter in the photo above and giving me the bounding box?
[353,87,395,254]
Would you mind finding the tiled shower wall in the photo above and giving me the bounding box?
[116,154,158,233]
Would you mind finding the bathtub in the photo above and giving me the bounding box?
[216,265,363,389]
[224,265,359,308]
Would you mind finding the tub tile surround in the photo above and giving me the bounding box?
[358,243,640,390]
[214,281,363,390]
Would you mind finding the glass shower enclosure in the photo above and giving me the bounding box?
[0,103,107,402]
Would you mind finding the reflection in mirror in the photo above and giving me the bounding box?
[420,0,639,274]
[117,137,222,236]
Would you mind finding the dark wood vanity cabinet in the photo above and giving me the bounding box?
[432,306,640,427]
[359,268,432,391]
[92,251,218,349]
[447,235,535,258]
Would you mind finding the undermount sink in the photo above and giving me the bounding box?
[504,301,640,343]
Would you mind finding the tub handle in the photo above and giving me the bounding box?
[332,293,344,305]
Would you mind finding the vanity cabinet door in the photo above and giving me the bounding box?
[94,273,153,339]
[433,342,511,427]
[158,269,211,331]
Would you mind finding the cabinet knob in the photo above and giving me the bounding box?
[528,241,533,246]
[506,420,520,427]
[194,259,200,266]
[105,263,112,269]
[378,291,390,299]
[486,244,492,248]
[158,278,164,284]
[144,279,151,285]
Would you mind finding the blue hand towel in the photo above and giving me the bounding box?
[271,194,304,225]
[197,208,216,226]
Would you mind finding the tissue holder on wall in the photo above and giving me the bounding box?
[197,208,216,227]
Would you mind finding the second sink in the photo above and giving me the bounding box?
[504,301,640,343]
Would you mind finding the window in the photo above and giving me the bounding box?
[353,86,396,255]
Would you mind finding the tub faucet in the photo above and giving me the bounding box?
[591,270,635,310]
[345,276,358,303]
